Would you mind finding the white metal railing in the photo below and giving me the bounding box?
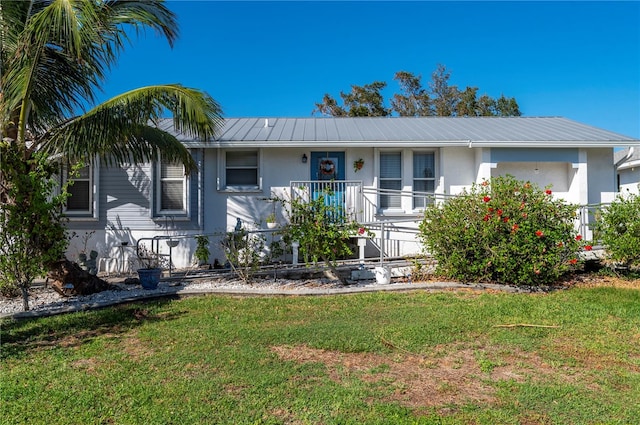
[290,180,364,221]
[285,182,608,265]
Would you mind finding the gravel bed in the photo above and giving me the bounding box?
[0,271,386,318]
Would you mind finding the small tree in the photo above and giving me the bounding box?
[0,144,70,310]
[277,188,367,282]
[594,192,640,268]
[419,175,582,286]
[222,227,265,283]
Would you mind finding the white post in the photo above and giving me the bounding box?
[357,237,367,265]
[379,221,385,264]
[291,241,300,266]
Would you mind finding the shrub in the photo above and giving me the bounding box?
[276,187,368,282]
[194,235,210,265]
[594,193,640,268]
[0,146,70,310]
[222,227,265,283]
[418,175,582,286]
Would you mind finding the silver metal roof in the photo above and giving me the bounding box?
[158,117,639,148]
[616,147,640,169]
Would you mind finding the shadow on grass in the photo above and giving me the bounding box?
[0,297,185,360]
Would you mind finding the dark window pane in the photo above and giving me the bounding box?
[161,181,183,210]
[67,181,90,211]
[380,152,401,178]
[414,153,435,178]
[380,180,401,208]
[227,169,258,186]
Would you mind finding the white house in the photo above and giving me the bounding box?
[63,117,640,271]
[616,147,640,195]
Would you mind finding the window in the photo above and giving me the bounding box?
[379,152,402,209]
[223,150,259,190]
[413,152,436,209]
[157,158,187,214]
[64,163,93,215]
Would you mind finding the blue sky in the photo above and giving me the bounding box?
[99,1,640,139]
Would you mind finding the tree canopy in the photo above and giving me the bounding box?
[313,64,521,117]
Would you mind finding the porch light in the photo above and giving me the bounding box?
[302,154,308,163]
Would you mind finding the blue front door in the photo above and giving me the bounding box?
[309,152,346,216]
[310,152,345,181]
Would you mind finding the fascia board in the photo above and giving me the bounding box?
[184,140,640,149]
[618,159,640,171]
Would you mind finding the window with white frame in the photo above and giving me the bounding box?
[379,151,402,209]
[157,158,187,214]
[224,150,259,190]
[413,152,436,209]
[64,163,93,215]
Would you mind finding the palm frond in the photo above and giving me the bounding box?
[2,0,180,142]
[39,84,224,173]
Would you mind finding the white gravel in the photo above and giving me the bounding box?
[0,271,393,318]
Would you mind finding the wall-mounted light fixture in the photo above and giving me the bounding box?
[302,153,308,163]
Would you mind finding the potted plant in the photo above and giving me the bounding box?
[136,244,162,289]
[266,213,278,229]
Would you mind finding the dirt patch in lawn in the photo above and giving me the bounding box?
[563,273,640,290]
[271,343,579,410]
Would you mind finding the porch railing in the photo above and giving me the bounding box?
[290,180,364,221]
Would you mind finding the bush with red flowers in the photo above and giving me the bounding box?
[418,175,583,286]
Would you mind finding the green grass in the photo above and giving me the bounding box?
[2,287,640,424]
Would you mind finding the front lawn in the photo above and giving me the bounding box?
[2,283,639,424]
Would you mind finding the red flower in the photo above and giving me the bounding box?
[497,209,503,216]
[569,258,578,265]
[522,213,528,218]
[483,196,491,203]
[557,242,564,247]
[535,230,544,237]
[511,224,519,232]
[488,207,494,213]
[358,227,366,235]
[545,189,552,195]
[483,214,491,221]
[503,217,510,223]
[584,245,593,251]
[575,235,582,241]
[481,181,489,186]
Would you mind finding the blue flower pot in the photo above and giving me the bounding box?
[137,268,162,290]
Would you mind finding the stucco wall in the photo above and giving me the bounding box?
[618,166,640,195]
[587,148,616,204]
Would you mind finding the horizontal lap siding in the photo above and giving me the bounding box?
[100,152,202,232]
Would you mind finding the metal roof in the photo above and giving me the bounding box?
[158,117,640,148]
[616,147,640,169]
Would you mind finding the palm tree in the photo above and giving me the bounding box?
[0,0,223,310]
[1,0,222,168]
